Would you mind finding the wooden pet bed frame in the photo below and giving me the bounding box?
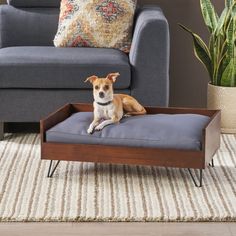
[40,103,221,187]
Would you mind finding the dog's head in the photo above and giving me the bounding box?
[85,73,120,103]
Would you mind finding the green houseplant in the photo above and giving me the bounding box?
[180,0,236,133]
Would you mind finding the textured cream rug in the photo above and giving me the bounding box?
[0,133,235,222]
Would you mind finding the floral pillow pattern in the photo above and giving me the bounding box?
[54,0,137,53]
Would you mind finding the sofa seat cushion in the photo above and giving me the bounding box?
[0,46,131,89]
[46,112,210,150]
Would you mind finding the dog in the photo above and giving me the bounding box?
[85,72,146,134]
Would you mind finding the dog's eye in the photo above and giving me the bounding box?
[104,85,109,90]
[95,85,99,90]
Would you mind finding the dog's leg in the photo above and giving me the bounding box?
[122,97,146,116]
[87,118,100,134]
[125,109,146,116]
[95,117,119,131]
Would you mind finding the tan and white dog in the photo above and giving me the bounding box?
[85,72,146,134]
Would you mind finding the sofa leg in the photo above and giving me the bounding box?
[0,122,4,141]
[47,160,60,178]
[187,168,203,187]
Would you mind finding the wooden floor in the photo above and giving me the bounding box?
[0,223,235,236]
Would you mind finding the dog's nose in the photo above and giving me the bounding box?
[99,92,105,98]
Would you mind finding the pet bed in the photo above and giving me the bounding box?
[41,103,221,187]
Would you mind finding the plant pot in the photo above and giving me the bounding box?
[207,83,236,134]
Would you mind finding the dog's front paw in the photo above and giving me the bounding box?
[123,114,131,118]
[94,125,103,131]
[87,127,94,134]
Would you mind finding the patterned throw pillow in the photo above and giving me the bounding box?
[54,0,137,53]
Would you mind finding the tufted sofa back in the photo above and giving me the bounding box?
[0,5,59,47]
[7,0,61,8]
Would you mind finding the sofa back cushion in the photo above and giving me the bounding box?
[7,0,61,7]
[54,0,137,53]
[0,3,139,48]
[0,5,59,48]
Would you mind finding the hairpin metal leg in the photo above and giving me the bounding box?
[47,160,60,178]
[187,169,203,187]
[0,122,4,141]
[209,159,214,167]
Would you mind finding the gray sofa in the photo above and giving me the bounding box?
[0,0,170,139]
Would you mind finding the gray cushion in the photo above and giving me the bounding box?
[46,112,210,150]
[0,6,59,48]
[0,47,131,89]
[7,0,61,7]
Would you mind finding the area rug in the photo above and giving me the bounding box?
[0,133,235,222]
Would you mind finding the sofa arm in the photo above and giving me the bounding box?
[130,6,170,106]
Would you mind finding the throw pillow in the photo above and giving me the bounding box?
[54,0,137,53]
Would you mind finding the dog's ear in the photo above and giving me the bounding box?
[106,72,120,83]
[84,75,98,84]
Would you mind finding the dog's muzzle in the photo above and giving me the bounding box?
[99,92,105,98]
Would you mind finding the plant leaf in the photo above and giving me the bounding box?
[230,2,236,17]
[216,52,227,85]
[210,34,226,84]
[179,24,212,78]
[234,55,236,86]
[226,0,234,9]
[231,9,236,87]
[215,7,228,35]
[218,12,236,86]
[226,17,235,58]
[223,2,236,33]
[200,0,219,33]
[209,34,215,67]
[221,59,234,86]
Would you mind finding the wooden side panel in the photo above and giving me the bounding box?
[41,143,205,169]
[40,104,71,143]
[71,103,93,113]
[203,110,221,166]
[145,107,217,116]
